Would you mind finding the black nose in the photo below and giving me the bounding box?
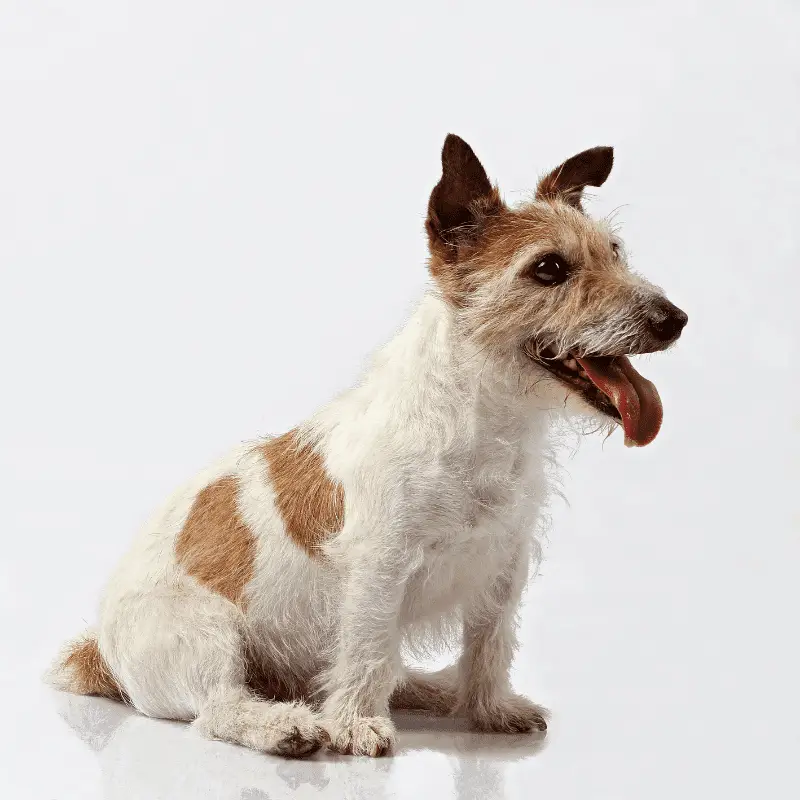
[648,300,688,343]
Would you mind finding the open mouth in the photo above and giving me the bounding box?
[523,343,663,446]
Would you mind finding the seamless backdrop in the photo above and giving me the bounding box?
[1,2,798,799]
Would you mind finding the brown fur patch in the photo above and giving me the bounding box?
[176,476,256,605]
[261,430,344,557]
[461,201,635,351]
[63,637,125,701]
[425,138,620,312]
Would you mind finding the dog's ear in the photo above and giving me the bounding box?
[426,134,502,260]
[536,146,614,209]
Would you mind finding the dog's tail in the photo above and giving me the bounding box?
[45,631,125,701]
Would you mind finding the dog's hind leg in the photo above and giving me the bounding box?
[84,587,325,758]
[193,686,326,757]
[193,687,326,757]
[390,667,460,716]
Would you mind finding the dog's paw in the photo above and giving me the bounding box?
[195,698,328,758]
[467,694,549,734]
[273,720,329,758]
[326,716,395,756]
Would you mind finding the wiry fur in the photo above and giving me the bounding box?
[48,134,685,758]
[448,202,675,360]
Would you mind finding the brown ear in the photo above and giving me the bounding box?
[426,134,501,259]
[536,146,614,208]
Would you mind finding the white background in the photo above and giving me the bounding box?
[1,1,798,798]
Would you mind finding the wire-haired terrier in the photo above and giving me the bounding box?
[49,134,687,757]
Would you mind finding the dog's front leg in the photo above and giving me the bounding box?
[321,541,411,756]
[458,545,549,734]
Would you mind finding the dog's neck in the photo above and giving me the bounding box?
[305,289,558,452]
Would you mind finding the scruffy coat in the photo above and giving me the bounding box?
[49,135,685,758]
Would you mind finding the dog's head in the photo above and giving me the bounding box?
[426,134,687,446]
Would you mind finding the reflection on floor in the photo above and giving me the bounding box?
[54,692,545,800]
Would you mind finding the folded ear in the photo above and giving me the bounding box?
[426,134,502,259]
[536,146,614,208]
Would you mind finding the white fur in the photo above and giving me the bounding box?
[50,289,564,756]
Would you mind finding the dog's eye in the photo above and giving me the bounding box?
[530,253,569,286]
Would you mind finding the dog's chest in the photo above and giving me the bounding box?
[404,429,541,614]
[441,410,539,522]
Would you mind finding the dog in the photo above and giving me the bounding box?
[48,134,687,758]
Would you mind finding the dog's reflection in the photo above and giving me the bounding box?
[54,693,545,799]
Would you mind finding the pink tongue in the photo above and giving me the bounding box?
[575,356,663,447]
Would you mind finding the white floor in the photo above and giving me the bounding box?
[5,529,800,800]
[2,1,799,798]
